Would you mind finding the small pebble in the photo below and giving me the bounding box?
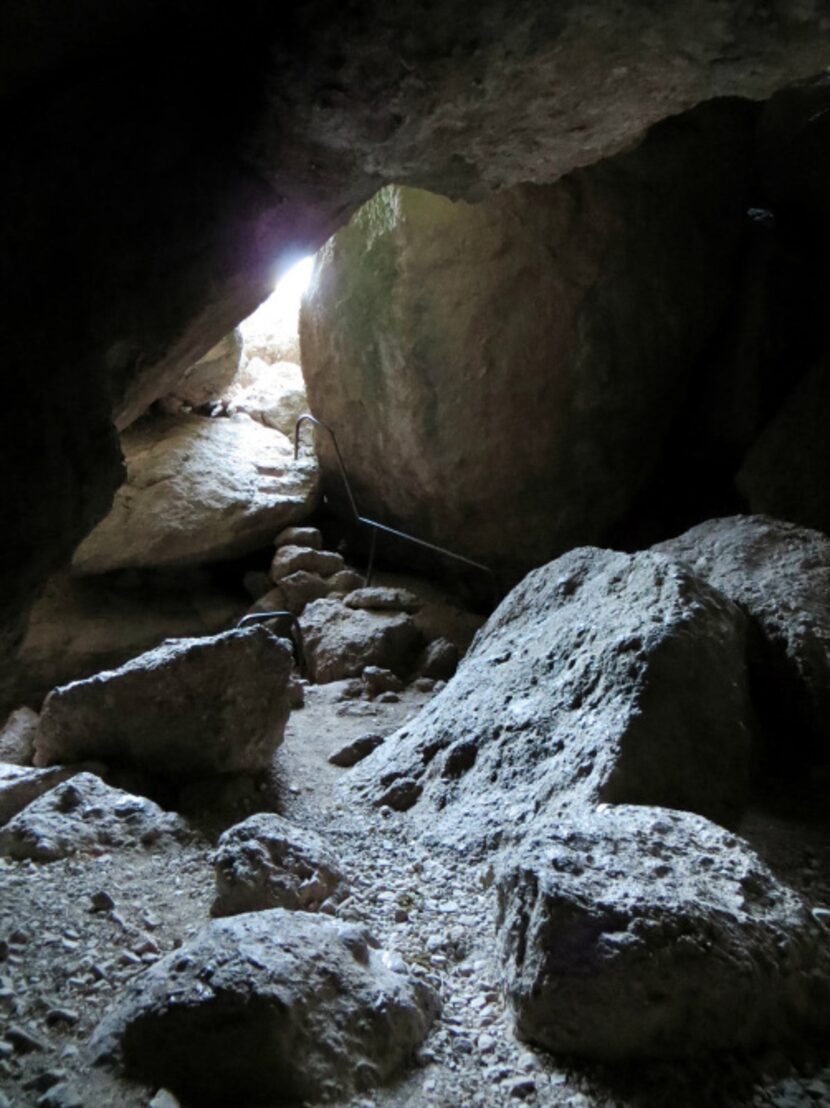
[89,890,115,912]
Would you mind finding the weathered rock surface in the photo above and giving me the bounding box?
[0,707,38,765]
[737,359,830,537]
[301,599,423,683]
[654,515,830,761]
[223,358,308,437]
[91,910,438,1104]
[5,572,245,717]
[72,415,319,574]
[300,103,757,580]
[34,627,293,777]
[270,544,344,582]
[346,587,421,614]
[416,637,460,680]
[496,805,830,1059]
[275,525,323,550]
[212,812,347,916]
[352,549,755,846]
[329,733,385,768]
[0,764,87,825]
[278,570,330,615]
[165,330,243,410]
[0,773,189,862]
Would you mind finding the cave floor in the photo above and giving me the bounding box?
[0,682,828,1107]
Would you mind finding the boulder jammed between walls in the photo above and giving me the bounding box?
[300,101,756,579]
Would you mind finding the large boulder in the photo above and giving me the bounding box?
[4,571,246,717]
[300,102,756,581]
[212,812,348,917]
[300,598,423,683]
[654,515,830,762]
[0,772,189,862]
[33,626,293,777]
[496,805,830,1059]
[72,414,319,574]
[352,548,755,847]
[91,910,438,1104]
[737,359,830,537]
[164,330,243,410]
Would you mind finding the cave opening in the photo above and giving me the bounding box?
[1,6,830,1106]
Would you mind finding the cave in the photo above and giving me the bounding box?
[1,4,829,1106]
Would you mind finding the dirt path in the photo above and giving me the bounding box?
[1,683,829,1107]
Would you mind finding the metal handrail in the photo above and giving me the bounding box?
[294,413,496,598]
[237,610,306,675]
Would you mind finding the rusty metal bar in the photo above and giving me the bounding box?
[237,610,306,675]
[294,413,497,598]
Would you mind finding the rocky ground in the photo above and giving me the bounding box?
[0,675,828,1108]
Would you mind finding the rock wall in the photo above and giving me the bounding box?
[3,0,830,666]
[300,102,756,579]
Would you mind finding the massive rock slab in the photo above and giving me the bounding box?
[91,910,438,1104]
[654,515,830,762]
[72,414,319,574]
[300,102,756,580]
[300,598,423,683]
[212,812,347,917]
[496,805,830,1059]
[34,626,293,777]
[352,549,754,847]
[737,359,830,538]
[0,772,189,862]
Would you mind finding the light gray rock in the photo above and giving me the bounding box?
[91,910,438,1103]
[0,707,38,765]
[416,637,459,681]
[654,515,830,762]
[72,414,320,573]
[270,544,344,582]
[165,330,242,410]
[362,667,404,698]
[34,626,293,777]
[352,548,754,846]
[0,773,189,862]
[212,812,347,916]
[274,525,323,550]
[0,764,87,826]
[328,733,385,768]
[300,599,423,683]
[345,587,422,614]
[496,805,830,1059]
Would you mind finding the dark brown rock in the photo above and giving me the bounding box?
[328,733,385,768]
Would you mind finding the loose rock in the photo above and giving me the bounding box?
[329,734,386,768]
[0,707,38,765]
[270,544,344,582]
[34,626,293,776]
[211,812,348,916]
[0,773,190,862]
[301,599,423,683]
[345,587,422,614]
[91,910,438,1104]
